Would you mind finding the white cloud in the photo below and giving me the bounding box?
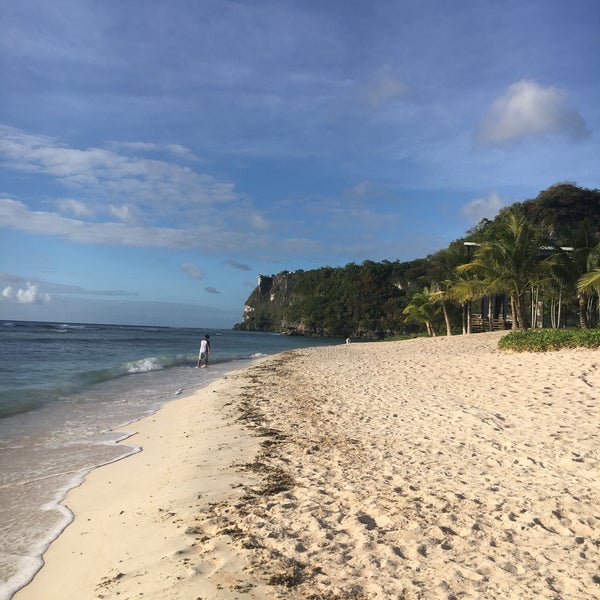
[108,141,200,162]
[109,204,137,223]
[2,283,50,304]
[0,272,137,298]
[109,141,161,153]
[181,263,204,280]
[0,197,189,247]
[56,198,95,217]
[249,213,271,231]
[460,191,506,223]
[0,127,273,252]
[476,80,590,145]
[0,195,283,255]
[166,144,200,161]
[0,126,236,215]
[360,66,408,109]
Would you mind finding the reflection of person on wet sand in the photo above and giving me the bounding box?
[196,334,210,368]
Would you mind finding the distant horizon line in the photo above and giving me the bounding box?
[0,318,241,330]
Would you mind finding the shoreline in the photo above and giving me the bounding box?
[14,332,600,598]
[13,372,266,600]
[2,359,255,600]
[3,434,141,600]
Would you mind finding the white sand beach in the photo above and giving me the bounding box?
[15,332,600,599]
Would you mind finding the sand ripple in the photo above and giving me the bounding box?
[201,332,600,599]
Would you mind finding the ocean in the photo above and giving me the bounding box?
[0,320,339,600]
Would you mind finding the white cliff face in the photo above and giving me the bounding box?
[240,272,297,329]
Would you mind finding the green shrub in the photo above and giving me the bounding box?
[498,329,600,352]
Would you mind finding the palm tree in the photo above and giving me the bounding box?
[429,285,453,336]
[543,244,572,328]
[458,208,546,329]
[576,237,600,324]
[578,269,600,293]
[449,275,487,334]
[427,242,477,335]
[555,221,600,328]
[402,287,439,336]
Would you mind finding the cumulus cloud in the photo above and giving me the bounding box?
[476,80,590,145]
[2,283,50,304]
[225,259,252,271]
[181,263,204,280]
[460,191,506,223]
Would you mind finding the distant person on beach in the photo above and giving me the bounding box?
[197,334,210,368]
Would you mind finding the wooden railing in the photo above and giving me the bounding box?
[471,316,511,331]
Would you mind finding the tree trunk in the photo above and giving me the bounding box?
[509,293,528,330]
[587,295,597,328]
[467,300,472,334]
[510,294,519,330]
[425,320,436,337]
[578,293,589,329]
[442,300,452,336]
[517,293,529,330]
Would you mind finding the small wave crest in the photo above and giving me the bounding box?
[124,357,165,374]
[82,354,192,385]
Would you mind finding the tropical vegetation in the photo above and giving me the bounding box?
[498,329,600,352]
[236,183,600,338]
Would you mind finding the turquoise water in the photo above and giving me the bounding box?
[0,321,339,599]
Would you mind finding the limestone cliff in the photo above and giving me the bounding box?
[237,272,305,334]
[234,261,427,338]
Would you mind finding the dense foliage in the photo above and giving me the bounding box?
[238,259,431,338]
[498,329,600,352]
[236,184,600,338]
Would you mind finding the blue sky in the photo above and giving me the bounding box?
[1,0,598,327]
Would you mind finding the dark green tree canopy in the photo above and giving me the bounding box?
[236,184,600,337]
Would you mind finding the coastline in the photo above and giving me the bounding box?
[15,332,600,599]
[13,373,266,600]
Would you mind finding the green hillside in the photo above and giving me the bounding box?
[235,184,600,338]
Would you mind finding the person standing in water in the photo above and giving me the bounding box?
[197,334,210,368]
